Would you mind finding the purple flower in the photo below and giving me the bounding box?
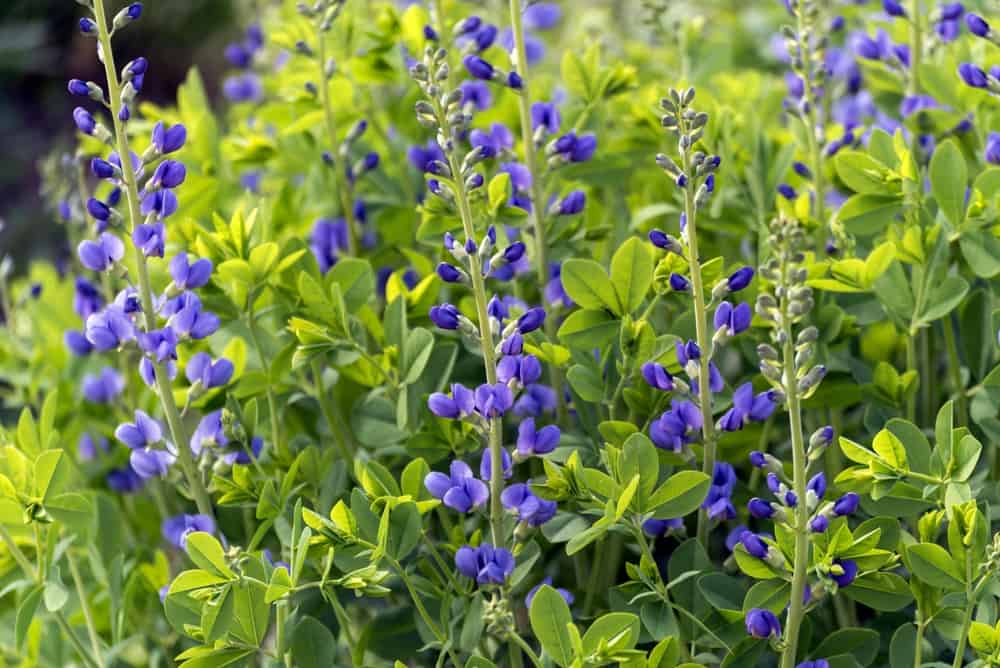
[719,383,776,431]
[516,418,560,456]
[430,303,462,331]
[501,162,533,193]
[727,267,754,292]
[642,362,674,391]
[225,42,253,69]
[223,73,264,103]
[714,301,752,337]
[703,462,737,520]
[65,330,93,356]
[797,661,830,668]
[140,190,178,219]
[132,222,165,258]
[833,492,860,516]
[407,139,446,172]
[650,400,702,451]
[169,253,213,290]
[900,95,939,118]
[669,273,690,292]
[162,514,215,549]
[882,0,905,17]
[544,263,572,308]
[967,13,990,37]
[810,515,830,533]
[517,307,546,334]
[115,410,163,450]
[470,123,514,157]
[78,233,124,272]
[777,183,797,200]
[525,577,573,608]
[480,448,513,481]
[557,190,586,215]
[166,293,220,340]
[807,472,827,499]
[523,3,561,30]
[940,2,964,21]
[643,517,685,537]
[499,28,545,65]
[80,18,97,34]
[425,460,489,512]
[501,483,557,526]
[74,276,104,319]
[78,433,107,461]
[107,466,144,493]
[436,262,464,283]
[186,352,234,389]
[986,132,1000,165]
[454,543,515,585]
[151,121,187,154]
[741,531,769,559]
[531,102,561,134]
[831,558,858,587]
[459,80,493,110]
[310,218,349,274]
[464,54,496,80]
[959,62,989,88]
[82,367,125,403]
[85,307,136,350]
[552,132,597,162]
[514,384,558,416]
[475,383,514,417]
[73,107,97,135]
[428,383,475,420]
[125,3,143,20]
[190,410,226,454]
[748,498,774,519]
[745,608,781,638]
[150,160,187,189]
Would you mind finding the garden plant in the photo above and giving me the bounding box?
[5,0,1000,666]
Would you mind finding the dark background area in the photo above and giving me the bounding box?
[0,0,241,273]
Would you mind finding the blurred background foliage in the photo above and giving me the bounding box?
[0,0,242,270]
[0,0,787,277]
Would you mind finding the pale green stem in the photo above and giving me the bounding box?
[316,26,358,256]
[389,558,461,668]
[446,150,505,547]
[67,548,103,662]
[310,359,355,461]
[681,145,717,550]
[508,0,566,425]
[93,0,214,520]
[779,287,810,668]
[246,305,282,455]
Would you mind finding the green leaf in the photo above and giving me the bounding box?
[201,584,234,643]
[968,621,999,654]
[558,309,620,350]
[529,585,575,667]
[567,365,604,403]
[929,138,967,226]
[812,628,880,667]
[906,543,965,590]
[582,612,640,653]
[648,471,710,518]
[610,237,654,315]
[842,573,913,611]
[959,230,1000,278]
[888,623,916,668]
[838,194,902,236]
[184,532,236,580]
[15,586,42,651]
[401,327,435,384]
[43,578,68,612]
[561,259,617,311]
[917,275,968,324]
[328,257,375,312]
[835,151,891,195]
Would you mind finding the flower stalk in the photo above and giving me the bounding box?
[93,0,214,521]
[508,0,566,424]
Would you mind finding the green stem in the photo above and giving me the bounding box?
[275,601,292,668]
[246,306,283,455]
[0,527,99,668]
[310,359,355,461]
[67,548,103,663]
[953,569,989,668]
[779,280,810,668]
[795,4,827,247]
[93,0,214,521]
[942,316,966,429]
[681,142,717,551]
[507,634,542,668]
[390,559,461,668]
[913,615,924,668]
[908,1,922,97]
[508,0,566,425]
[446,150,505,547]
[905,333,918,423]
[316,26,358,256]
